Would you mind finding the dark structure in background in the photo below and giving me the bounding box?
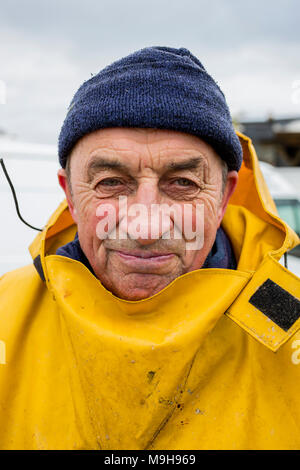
[240,116,300,166]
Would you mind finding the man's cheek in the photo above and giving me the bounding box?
[95,202,119,241]
[180,203,205,251]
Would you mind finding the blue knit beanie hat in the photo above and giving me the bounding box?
[58,46,242,171]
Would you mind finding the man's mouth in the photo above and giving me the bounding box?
[115,250,173,259]
[111,249,175,267]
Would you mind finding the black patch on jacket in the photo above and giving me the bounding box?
[249,278,300,331]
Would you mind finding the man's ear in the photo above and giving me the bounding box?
[57,168,78,224]
[217,171,238,227]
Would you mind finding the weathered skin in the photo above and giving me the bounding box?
[58,128,238,300]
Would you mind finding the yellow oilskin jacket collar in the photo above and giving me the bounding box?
[1,131,299,450]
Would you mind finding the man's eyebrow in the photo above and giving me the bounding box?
[86,155,205,181]
[86,157,130,181]
[166,157,205,171]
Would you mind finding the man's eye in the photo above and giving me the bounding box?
[97,178,123,187]
[173,178,197,187]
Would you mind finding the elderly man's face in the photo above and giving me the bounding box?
[58,128,238,300]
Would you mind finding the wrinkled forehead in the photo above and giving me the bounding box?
[67,127,222,176]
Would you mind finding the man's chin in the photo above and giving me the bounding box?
[99,272,178,301]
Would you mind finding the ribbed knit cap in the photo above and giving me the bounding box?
[58,46,242,171]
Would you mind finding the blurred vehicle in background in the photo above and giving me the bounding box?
[275,166,300,199]
[260,161,300,276]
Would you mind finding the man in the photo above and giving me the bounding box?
[0,47,299,450]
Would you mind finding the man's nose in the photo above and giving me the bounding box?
[134,179,160,206]
[125,181,171,245]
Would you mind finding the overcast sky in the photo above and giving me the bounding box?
[0,0,300,147]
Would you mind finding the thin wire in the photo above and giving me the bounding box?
[0,158,42,231]
[284,252,288,269]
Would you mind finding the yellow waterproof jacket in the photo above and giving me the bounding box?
[0,132,300,450]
